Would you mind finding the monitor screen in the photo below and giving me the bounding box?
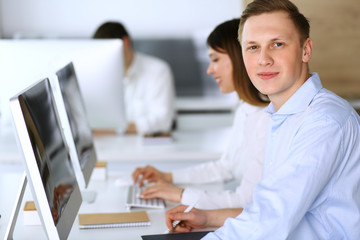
[0,39,126,134]
[10,78,81,239]
[55,62,97,188]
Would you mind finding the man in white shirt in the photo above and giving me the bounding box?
[93,21,175,134]
[165,0,360,239]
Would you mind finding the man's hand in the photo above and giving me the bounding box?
[165,205,207,233]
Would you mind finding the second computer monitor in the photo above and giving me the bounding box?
[54,62,97,189]
[9,78,81,239]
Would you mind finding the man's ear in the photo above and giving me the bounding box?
[302,38,313,63]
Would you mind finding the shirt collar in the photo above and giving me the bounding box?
[266,73,323,115]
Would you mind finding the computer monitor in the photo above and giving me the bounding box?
[0,39,126,134]
[9,78,82,239]
[52,62,97,192]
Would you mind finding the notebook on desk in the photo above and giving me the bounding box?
[141,231,212,240]
[78,211,150,229]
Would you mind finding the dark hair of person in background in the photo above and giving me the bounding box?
[93,21,130,40]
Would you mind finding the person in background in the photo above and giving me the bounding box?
[93,21,176,135]
[132,18,270,210]
[165,0,360,239]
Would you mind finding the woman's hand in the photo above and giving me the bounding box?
[140,180,183,202]
[132,165,172,186]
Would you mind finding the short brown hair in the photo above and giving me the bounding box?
[93,21,130,39]
[239,0,310,46]
[207,19,269,106]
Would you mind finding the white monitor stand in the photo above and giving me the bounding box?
[5,173,27,240]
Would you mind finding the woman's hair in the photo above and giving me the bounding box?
[207,18,269,106]
[93,21,130,39]
[238,0,310,46]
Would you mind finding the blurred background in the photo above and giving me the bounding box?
[0,0,359,115]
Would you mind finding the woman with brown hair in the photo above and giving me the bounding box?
[132,18,269,210]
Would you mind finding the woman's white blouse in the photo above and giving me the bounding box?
[172,101,269,209]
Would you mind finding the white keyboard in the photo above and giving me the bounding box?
[126,185,165,209]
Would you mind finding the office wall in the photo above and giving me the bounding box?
[0,0,242,39]
[243,0,360,99]
[0,1,2,38]
[0,1,243,98]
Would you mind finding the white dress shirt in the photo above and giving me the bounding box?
[172,101,269,209]
[204,73,360,239]
[124,52,175,134]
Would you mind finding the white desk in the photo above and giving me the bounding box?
[0,113,230,238]
[0,164,221,239]
[94,127,230,162]
[0,126,231,166]
[175,95,237,113]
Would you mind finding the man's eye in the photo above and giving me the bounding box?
[249,46,257,50]
[274,42,283,47]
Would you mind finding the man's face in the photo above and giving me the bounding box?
[241,11,311,110]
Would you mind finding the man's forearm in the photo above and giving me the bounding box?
[205,208,243,227]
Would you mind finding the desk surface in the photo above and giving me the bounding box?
[0,164,221,239]
[175,95,237,112]
[0,126,231,164]
[94,127,230,162]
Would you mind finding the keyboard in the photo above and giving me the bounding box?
[126,184,165,209]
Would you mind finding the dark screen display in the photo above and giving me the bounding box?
[56,63,94,170]
[19,79,77,225]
